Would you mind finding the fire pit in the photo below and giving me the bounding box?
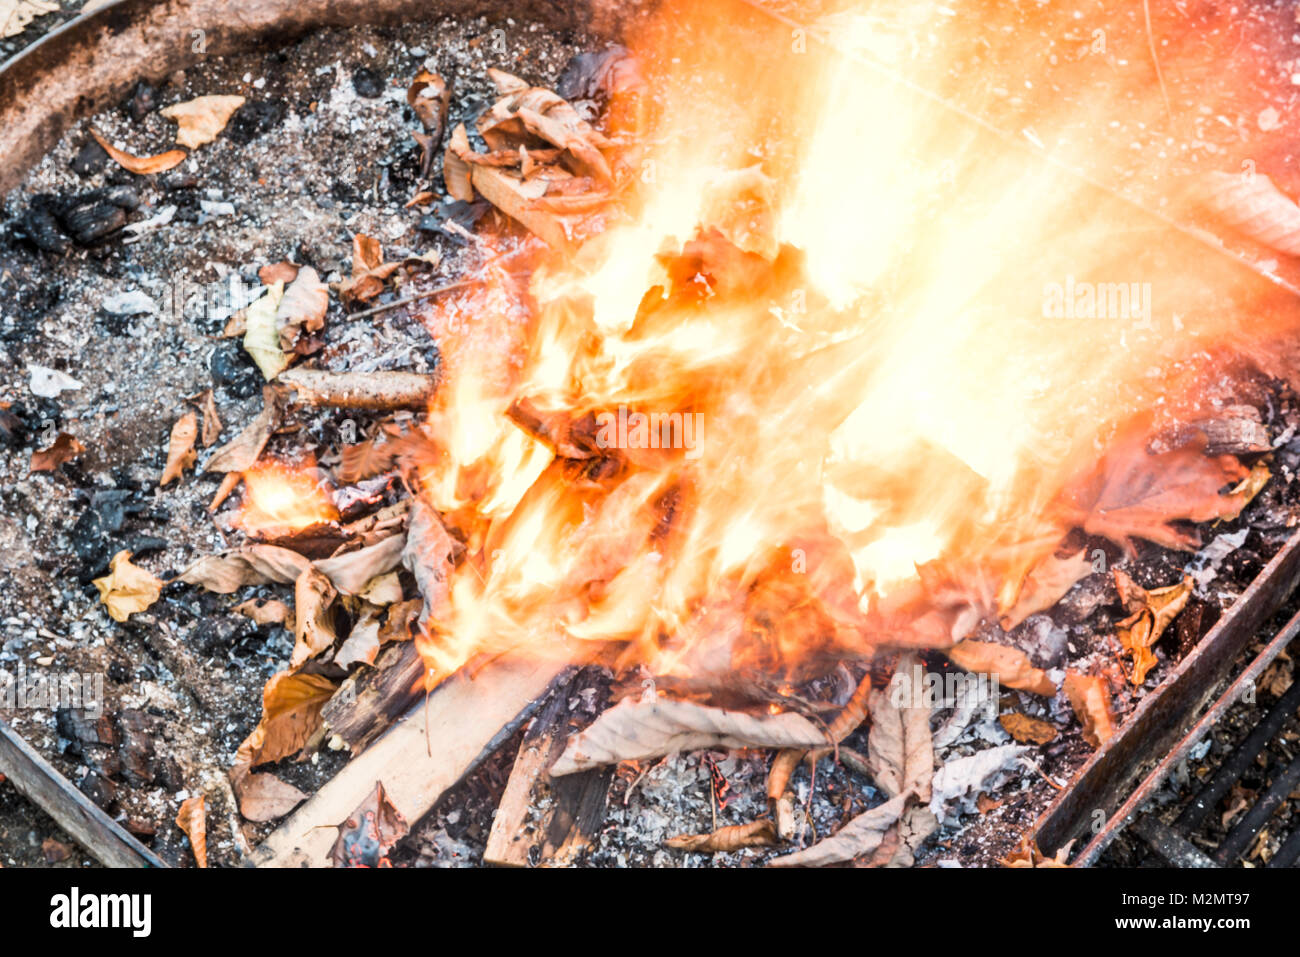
[2,0,1300,877]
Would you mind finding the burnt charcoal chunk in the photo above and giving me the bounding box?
[192,615,255,654]
[226,99,286,145]
[16,196,68,253]
[56,708,119,751]
[159,171,199,192]
[127,80,157,123]
[153,756,184,792]
[78,771,118,811]
[209,340,260,398]
[116,709,159,788]
[557,45,642,103]
[55,186,139,246]
[70,139,109,177]
[0,406,23,447]
[107,659,133,684]
[352,67,384,98]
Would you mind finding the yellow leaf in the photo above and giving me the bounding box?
[160,94,246,149]
[242,281,289,380]
[92,550,163,622]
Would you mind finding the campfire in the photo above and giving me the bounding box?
[8,0,1300,872]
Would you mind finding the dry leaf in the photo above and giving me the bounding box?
[1,0,57,38]
[358,571,403,606]
[444,123,475,201]
[408,69,450,137]
[666,818,778,852]
[768,791,910,868]
[177,543,310,593]
[947,639,1057,697]
[30,432,85,472]
[204,387,282,473]
[258,261,299,285]
[339,235,401,304]
[89,128,186,175]
[234,670,337,769]
[401,500,457,626]
[1200,170,1300,256]
[1000,549,1093,630]
[867,655,934,802]
[330,782,408,867]
[161,94,246,149]
[242,281,289,380]
[1000,835,1073,868]
[334,609,382,669]
[929,744,1030,823]
[551,697,828,775]
[275,266,329,350]
[377,598,422,644]
[232,598,293,631]
[1114,570,1192,685]
[175,795,207,868]
[1063,671,1116,748]
[291,566,339,668]
[160,411,198,486]
[339,435,402,483]
[92,550,163,622]
[233,771,306,823]
[316,534,407,595]
[194,388,223,447]
[999,712,1058,746]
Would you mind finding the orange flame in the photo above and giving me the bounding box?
[238,461,338,534]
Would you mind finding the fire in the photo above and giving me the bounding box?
[405,0,1291,690]
[238,461,338,534]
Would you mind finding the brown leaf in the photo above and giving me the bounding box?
[160,411,198,486]
[204,387,283,473]
[999,712,1058,746]
[177,543,311,593]
[275,266,329,350]
[1200,170,1300,256]
[92,550,163,622]
[232,598,293,631]
[1000,549,1093,630]
[258,261,300,285]
[867,654,934,802]
[175,795,207,868]
[161,94,246,149]
[377,598,422,644]
[233,771,306,823]
[551,697,828,776]
[768,791,910,868]
[291,566,339,668]
[234,670,338,769]
[947,639,1058,697]
[192,388,223,447]
[665,818,778,852]
[1063,671,1116,748]
[407,69,450,137]
[316,534,407,595]
[330,782,409,867]
[1114,570,1192,685]
[334,609,382,670]
[89,128,186,175]
[400,500,457,627]
[30,432,85,472]
[339,235,401,304]
[339,435,401,484]
[444,123,475,201]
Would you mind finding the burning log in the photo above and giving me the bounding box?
[277,369,437,411]
[320,641,426,754]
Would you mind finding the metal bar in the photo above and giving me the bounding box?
[1214,752,1300,865]
[1033,528,1300,865]
[1266,823,1300,868]
[1131,814,1217,868]
[1176,674,1300,831]
[0,719,166,868]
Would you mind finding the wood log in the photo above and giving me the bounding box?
[250,653,570,867]
[278,369,437,411]
[0,718,165,868]
[483,670,613,867]
[321,641,426,754]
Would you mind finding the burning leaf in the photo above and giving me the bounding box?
[768,791,910,868]
[89,128,186,175]
[160,411,198,486]
[204,387,282,473]
[1199,170,1300,256]
[28,364,81,398]
[999,712,1058,746]
[29,432,85,472]
[401,500,456,627]
[241,281,290,380]
[339,435,401,484]
[946,639,1057,697]
[275,266,329,350]
[666,818,778,852]
[928,745,1030,825]
[867,655,934,802]
[469,164,572,250]
[232,598,294,631]
[234,670,338,769]
[92,550,163,622]
[1063,671,1116,748]
[551,697,828,776]
[161,94,246,149]
[291,566,339,668]
[233,771,306,823]
[177,544,310,593]
[1000,549,1093,631]
[1113,570,1192,685]
[330,782,408,868]
[0,0,57,38]
[175,795,207,868]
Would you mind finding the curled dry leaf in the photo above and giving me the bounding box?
[1199,170,1300,257]
[193,388,222,447]
[234,670,338,769]
[408,69,450,140]
[1113,569,1192,685]
[89,128,186,175]
[232,598,293,631]
[160,410,198,486]
[161,94,246,149]
[177,543,310,593]
[93,550,163,622]
[258,261,299,285]
[330,781,409,867]
[242,281,290,380]
[766,748,803,800]
[334,609,382,670]
[999,712,1058,746]
[551,697,827,776]
[1000,549,1093,631]
[666,818,779,852]
[233,771,307,823]
[316,533,407,595]
[175,795,207,868]
[30,432,85,472]
[946,639,1057,697]
[867,655,934,802]
[768,791,910,868]
[929,744,1029,824]
[340,235,401,304]
[444,123,475,201]
[204,387,283,473]
[377,598,422,644]
[1063,671,1116,748]
[275,266,329,350]
[359,571,403,606]
[291,565,339,668]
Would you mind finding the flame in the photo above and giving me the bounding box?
[404,0,1292,689]
[238,461,338,534]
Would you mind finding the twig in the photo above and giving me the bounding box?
[346,279,475,320]
[1143,0,1173,126]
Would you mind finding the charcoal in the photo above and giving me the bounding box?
[352,66,384,98]
[126,80,157,123]
[69,138,109,178]
[209,340,261,398]
[226,99,287,145]
[55,186,139,245]
[116,710,159,788]
[77,771,118,811]
[0,406,23,447]
[55,708,118,751]
[107,659,133,684]
[159,171,199,192]
[16,196,68,253]
[192,614,255,654]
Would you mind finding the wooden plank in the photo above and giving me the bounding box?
[483,670,612,867]
[0,718,166,869]
[250,653,570,867]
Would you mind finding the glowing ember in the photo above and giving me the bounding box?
[238,462,338,534]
